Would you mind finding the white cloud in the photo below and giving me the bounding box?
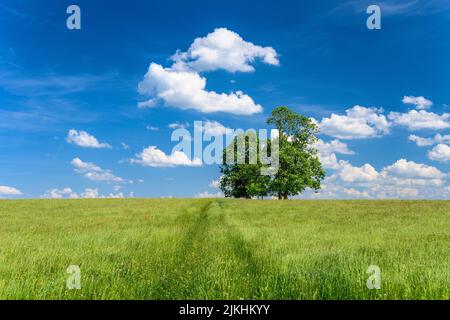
[315,157,448,199]
[315,139,354,155]
[430,133,450,144]
[41,188,78,199]
[315,139,354,169]
[336,161,379,182]
[319,106,390,139]
[381,159,446,179]
[168,122,189,129]
[342,187,371,198]
[138,63,263,115]
[402,95,433,110]
[137,99,157,109]
[408,135,434,147]
[300,180,422,200]
[131,146,202,167]
[80,188,99,198]
[203,120,233,136]
[121,142,130,150]
[71,158,124,183]
[388,110,450,130]
[397,188,420,198]
[209,178,221,189]
[138,28,277,115]
[409,134,450,147]
[146,125,159,131]
[378,159,446,189]
[41,187,126,199]
[428,144,450,162]
[66,129,111,149]
[370,185,419,199]
[195,191,224,198]
[170,27,279,73]
[319,153,340,170]
[0,185,22,196]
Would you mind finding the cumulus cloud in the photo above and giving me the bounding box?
[131,146,202,167]
[315,139,354,155]
[370,185,419,199]
[138,63,263,115]
[388,110,450,130]
[66,129,111,149]
[314,158,448,199]
[319,106,390,139]
[428,144,450,162]
[0,185,22,196]
[341,187,371,198]
[203,120,233,136]
[170,27,279,73]
[408,135,434,147]
[71,158,124,183]
[138,28,278,115]
[382,159,446,179]
[318,153,340,170]
[41,188,78,199]
[209,178,222,189]
[80,188,123,199]
[336,161,379,182]
[195,191,224,198]
[408,133,450,147]
[168,122,189,129]
[315,139,354,169]
[41,187,127,199]
[302,182,422,200]
[402,95,433,110]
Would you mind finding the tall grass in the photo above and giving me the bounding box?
[0,199,449,299]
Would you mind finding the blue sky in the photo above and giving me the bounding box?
[1,0,450,199]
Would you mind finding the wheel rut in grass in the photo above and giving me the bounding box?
[217,204,300,299]
[151,200,282,299]
[151,200,215,298]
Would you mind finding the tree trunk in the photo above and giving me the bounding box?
[283,193,288,200]
[278,193,282,200]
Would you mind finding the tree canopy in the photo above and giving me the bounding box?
[220,131,270,199]
[219,106,325,199]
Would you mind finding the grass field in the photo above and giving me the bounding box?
[0,199,449,300]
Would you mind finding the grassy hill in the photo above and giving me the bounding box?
[0,199,449,299]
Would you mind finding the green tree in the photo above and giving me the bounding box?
[219,132,270,199]
[219,106,325,200]
[267,106,325,199]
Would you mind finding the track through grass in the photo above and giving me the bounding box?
[0,199,449,299]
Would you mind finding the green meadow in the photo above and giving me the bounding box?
[0,199,449,300]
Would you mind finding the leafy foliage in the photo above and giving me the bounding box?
[220,132,270,199]
[220,106,325,199]
[267,106,325,199]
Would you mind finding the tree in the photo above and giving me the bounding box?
[267,106,325,199]
[219,106,325,200]
[219,132,270,199]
